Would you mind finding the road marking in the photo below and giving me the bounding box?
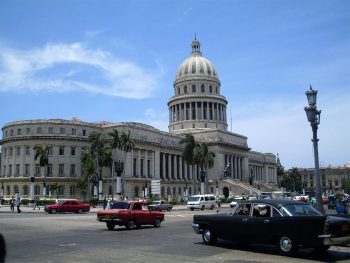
[58,243,77,247]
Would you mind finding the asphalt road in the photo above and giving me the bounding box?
[0,208,349,263]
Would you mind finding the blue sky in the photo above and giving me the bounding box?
[0,0,349,169]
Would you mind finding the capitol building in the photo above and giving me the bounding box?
[0,39,277,200]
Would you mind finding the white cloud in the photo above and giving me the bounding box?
[140,107,169,132]
[0,42,160,99]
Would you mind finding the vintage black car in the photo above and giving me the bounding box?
[192,199,350,255]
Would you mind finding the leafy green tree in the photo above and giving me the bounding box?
[33,144,50,197]
[49,183,63,199]
[281,168,302,192]
[342,179,350,194]
[180,134,198,194]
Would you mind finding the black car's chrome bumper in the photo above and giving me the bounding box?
[192,223,201,234]
[319,234,350,246]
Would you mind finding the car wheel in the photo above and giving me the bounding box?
[314,245,330,254]
[78,209,83,214]
[190,208,194,211]
[126,220,135,230]
[202,227,217,245]
[210,205,214,210]
[51,209,57,214]
[154,218,161,228]
[201,205,205,211]
[278,236,298,255]
[106,222,115,231]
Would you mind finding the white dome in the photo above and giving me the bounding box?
[175,40,219,83]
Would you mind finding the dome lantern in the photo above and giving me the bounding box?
[191,39,201,56]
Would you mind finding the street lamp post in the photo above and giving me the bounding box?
[114,160,124,201]
[249,167,254,196]
[304,86,324,214]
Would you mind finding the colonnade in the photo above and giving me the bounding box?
[224,154,245,180]
[249,165,276,183]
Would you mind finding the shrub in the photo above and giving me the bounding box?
[89,198,99,206]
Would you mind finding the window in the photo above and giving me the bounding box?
[5,131,8,137]
[147,160,151,178]
[72,128,76,135]
[133,158,137,177]
[70,185,76,196]
[70,164,76,177]
[16,146,21,156]
[82,129,86,136]
[47,164,52,176]
[14,185,19,194]
[35,164,41,176]
[48,127,53,134]
[140,159,144,177]
[26,127,30,134]
[59,164,65,176]
[25,164,30,176]
[201,84,205,93]
[15,164,20,176]
[184,86,187,93]
[209,85,212,93]
[23,185,29,195]
[9,165,12,176]
[9,147,13,156]
[25,146,30,156]
[2,165,6,177]
[71,147,76,156]
[234,204,251,216]
[48,146,53,156]
[6,185,10,195]
[34,185,40,195]
[60,128,65,134]
[3,148,6,157]
[37,127,41,134]
[192,85,196,93]
[17,128,21,135]
[216,87,218,94]
[10,129,13,136]
[59,146,64,155]
[177,87,180,95]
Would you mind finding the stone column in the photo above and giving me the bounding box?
[137,149,141,177]
[162,153,166,179]
[179,157,183,180]
[174,155,178,180]
[230,155,234,178]
[154,151,159,179]
[144,150,148,178]
[168,154,171,180]
[206,101,210,121]
[184,162,188,180]
[237,157,241,180]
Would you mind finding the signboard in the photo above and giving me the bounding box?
[151,180,161,195]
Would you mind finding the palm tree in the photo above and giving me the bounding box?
[77,176,89,202]
[180,134,198,195]
[33,144,50,198]
[80,151,97,199]
[193,142,215,194]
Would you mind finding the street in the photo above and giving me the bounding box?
[0,207,349,263]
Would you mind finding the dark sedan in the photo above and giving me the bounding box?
[192,199,350,255]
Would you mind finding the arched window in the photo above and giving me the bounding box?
[14,185,19,194]
[192,85,196,93]
[23,185,29,195]
[184,86,187,93]
[209,85,213,93]
[134,186,139,198]
[6,185,10,195]
[70,185,76,196]
[201,84,205,93]
[34,185,40,195]
[177,87,180,95]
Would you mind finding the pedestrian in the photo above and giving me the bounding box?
[10,196,15,212]
[103,196,107,210]
[15,194,21,213]
[107,199,111,210]
[0,197,3,208]
[33,196,40,210]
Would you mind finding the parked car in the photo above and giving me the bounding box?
[44,199,90,214]
[148,200,173,211]
[97,201,164,230]
[187,194,217,211]
[192,199,350,255]
[230,196,245,208]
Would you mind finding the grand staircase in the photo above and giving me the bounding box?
[222,178,278,196]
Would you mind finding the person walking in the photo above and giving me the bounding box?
[33,196,40,210]
[107,199,111,210]
[103,196,107,210]
[15,194,21,213]
[10,196,15,212]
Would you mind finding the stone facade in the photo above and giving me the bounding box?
[0,39,277,201]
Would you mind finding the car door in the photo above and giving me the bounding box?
[70,201,79,212]
[249,203,275,243]
[62,201,71,212]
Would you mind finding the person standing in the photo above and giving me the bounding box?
[33,196,40,210]
[10,196,15,212]
[107,199,111,210]
[103,196,107,210]
[15,194,21,213]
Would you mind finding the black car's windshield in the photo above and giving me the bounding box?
[280,204,322,216]
[110,202,130,210]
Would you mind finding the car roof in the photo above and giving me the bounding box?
[239,199,307,208]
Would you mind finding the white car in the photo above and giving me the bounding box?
[230,196,245,208]
[187,194,217,211]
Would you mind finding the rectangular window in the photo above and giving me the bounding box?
[133,158,137,177]
[25,164,30,176]
[59,164,64,177]
[48,127,53,134]
[48,146,53,156]
[140,159,144,177]
[70,164,76,177]
[25,146,30,156]
[16,146,21,156]
[35,164,41,176]
[72,128,76,135]
[10,129,13,136]
[5,131,8,137]
[26,127,30,134]
[9,165,12,176]
[15,164,20,176]
[60,128,65,134]
[3,165,6,177]
[147,160,151,178]
[3,148,6,157]
[71,147,76,156]
[59,146,64,155]
[47,164,52,176]
[9,147,13,156]
[17,129,21,135]
[82,129,86,136]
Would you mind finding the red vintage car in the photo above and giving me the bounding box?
[44,199,90,214]
[97,201,165,230]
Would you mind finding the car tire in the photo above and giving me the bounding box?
[154,218,161,228]
[313,245,330,254]
[201,205,205,211]
[126,220,135,230]
[51,209,57,214]
[190,208,194,211]
[106,222,115,231]
[78,209,83,214]
[278,236,298,256]
[202,227,217,245]
[210,205,214,210]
